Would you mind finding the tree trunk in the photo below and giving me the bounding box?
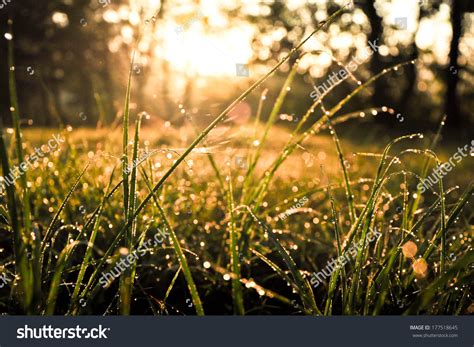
[445,0,462,127]
[361,0,387,106]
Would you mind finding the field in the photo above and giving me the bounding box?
[0,9,473,316]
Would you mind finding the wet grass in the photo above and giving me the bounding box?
[0,9,473,315]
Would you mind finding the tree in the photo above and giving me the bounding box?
[445,0,473,127]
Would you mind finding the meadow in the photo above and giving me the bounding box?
[0,9,473,316]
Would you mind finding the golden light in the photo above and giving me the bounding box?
[137,0,256,77]
[156,19,254,77]
[402,241,418,259]
[52,12,69,28]
[412,258,428,278]
[102,1,256,77]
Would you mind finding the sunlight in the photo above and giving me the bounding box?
[129,0,256,77]
[102,0,256,76]
[157,20,255,77]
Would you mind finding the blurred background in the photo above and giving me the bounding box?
[0,0,472,134]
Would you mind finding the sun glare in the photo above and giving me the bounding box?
[157,20,254,77]
[127,0,257,77]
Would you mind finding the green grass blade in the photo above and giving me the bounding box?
[251,249,297,292]
[0,112,32,312]
[6,20,37,311]
[121,51,136,221]
[407,114,446,229]
[327,120,356,224]
[226,176,245,315]
[7,20,32,240]
[324,183,347,315]
[120,113,142,315]
[243,206,321,315]
[141,171,205,315]
[244,59,300,187]
[42,163,90,252]
[44,241,79,315]
[70,169,115,314]
[163,265,182,304]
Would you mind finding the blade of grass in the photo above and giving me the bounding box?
[7,20,32,242]
[163,265,182,304]
[44,241,79,315]
[243,59,300,191]
[251,248,297,292]
[326,120,356,224]
[70,168,115,314]
[121,51,135,222]
[226,175,245,315]
[0,112,32,312]
[7,20,37,311]
[241,205,321,315]
[324,181,347,315]
[407,115,446,229]
[120,113,142,315]
[42,163,90,252]
[141,171,205,315]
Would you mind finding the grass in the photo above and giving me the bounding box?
[0,8,472,315]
